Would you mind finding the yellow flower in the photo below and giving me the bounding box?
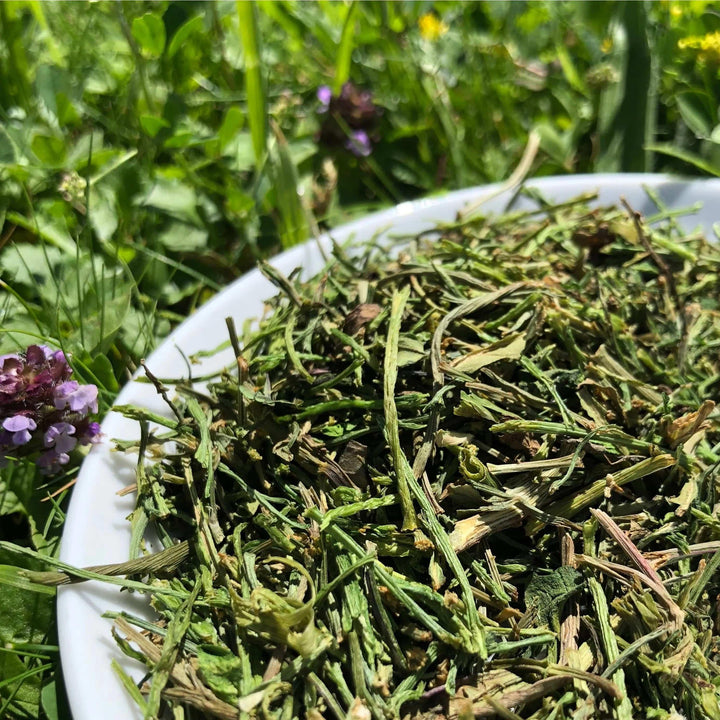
[418,12,448,41]
[601,36,613,54]
[678,30,720,63]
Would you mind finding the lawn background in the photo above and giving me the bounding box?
[1,1,720,717]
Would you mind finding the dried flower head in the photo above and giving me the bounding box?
[0,345,101,473]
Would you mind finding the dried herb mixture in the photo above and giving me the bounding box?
[113,190,720,720]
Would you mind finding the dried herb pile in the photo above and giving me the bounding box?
[115,191,720,720]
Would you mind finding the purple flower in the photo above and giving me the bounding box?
[317,85,332,112]
[0,355,23,395]
[2,415,37,445]
[53,381,78,408]
[316,80,380,156]
[0,343,101,474]
[26,345,52,364]
[0,376,22,397]
[338,83,375,118]
[79,421,102,445]
[0,352,20,365]
[345,130,372,157]
[44,422,77,454]
[54,381,98,415]
[37,449,71,474]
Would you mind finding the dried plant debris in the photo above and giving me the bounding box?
[113,191,720,720]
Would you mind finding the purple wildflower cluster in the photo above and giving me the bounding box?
[316,81,380,157]
[0,345,101,474]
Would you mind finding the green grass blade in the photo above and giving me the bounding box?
[333,1,359,94]
[270,124,311,249]
[646,143,720,176]
[0,566,57,596]
[238,0,267,165]
[596,1,654,172]
[111,660,149,715]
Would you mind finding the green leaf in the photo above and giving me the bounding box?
[229,132,256,172]
[132,12,166,57]
[0,545,54,716]
[112,659,149,713]
[397,337,426,367]
[1,243,64,288]
[225,187,254,218]
[40,678,61,720]
[166,14,204,58]
[677,92,713,139]
[4,211,75,255]
[195,647,243,704]
[0,552,55,642]
[67,130,105,169]
[79,287,133,355]
[88,184,118,242]
[163,131,196,149]
[0,127,17,164]
[55,91,80,127]
[87,353,120,394]
[286,139,317,166]
[140,177,202,225]
[0,462,34,517]
[218,106,245,153]
[554,39,588,97]
[451,333,526,373]
[34,64,72,127]
[535,122,572,168]
[270,129,309,249]
[646,143,720,176]
[157,221,208,252]
[30,134,66,166]
[0,651,47,716]
[140,115,171,138]
[525,566,583,630]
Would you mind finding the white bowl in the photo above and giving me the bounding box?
[58,174,720,720]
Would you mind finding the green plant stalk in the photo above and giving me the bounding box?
[542,454,675,520]
[383,286,418,532]
[685,545,720,608]
[0,541,189,597]
[146,578,202,717]
[384,286,487,657]
[312,513,465,648]
[588,577,634,720]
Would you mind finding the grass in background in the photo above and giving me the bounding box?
[2,1,720,717]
